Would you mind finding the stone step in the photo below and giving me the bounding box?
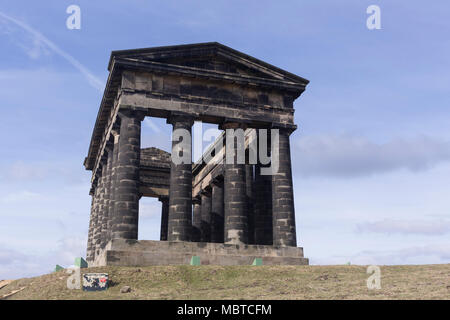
[104,249,308,266]
[107,239,304,258]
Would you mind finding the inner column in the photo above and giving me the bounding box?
[192,198,202,242]
[210,179,224,243]
[167,114,194,242]
[86,194,95,262]
[108,131,119,243]
[159,196,169,241]
[90,179,101,261]
[200,190,212,242]
[94,167,105,256]
[101,146,113,249]
[222,122,248,245]
[245,164,255,245]
[254,164,273,245]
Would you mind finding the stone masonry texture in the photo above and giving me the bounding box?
[108,135,119,243]
[223,123,248,245]
[254,163,273,245]
[159,197,169,241]
[192,200,202,242]
[272,129,297,247]
[210,181,224,243]
[111,110,143,240]
[167,115,194,242]
[85,43,309,266]
[200,192,212,242]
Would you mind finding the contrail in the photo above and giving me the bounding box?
[0,11,104,92]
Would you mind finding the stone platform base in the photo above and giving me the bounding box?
[91,239,308,267]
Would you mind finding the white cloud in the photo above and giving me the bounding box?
[349,244,450,265]
[293,134,450,178]
[50,236,87,265]
[312,244,450,266]
[0,190,42,204]
[0,246,28,266]
[0,235,86,279]
[0,160,91,186]
[356,219,450,236]
[139,198,162,218]
[3,161,48,181]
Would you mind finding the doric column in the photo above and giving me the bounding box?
[107,132,119,243]
[167,114,194,242]
[111,110,144,240]
[101,148,113,248]
[254,164,273,245]
[159,196,169,241]
[245,164,255,245]
[86,195,95,262]
[200,190,212,242]
[210,179,224,243]
[272,128,297,247]
[192,198,202,242]
[100,163,109,250]
[222,122,248,245]
[90,182,100,261]
[93,170,104,256]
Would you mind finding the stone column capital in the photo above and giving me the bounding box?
[211,177,224,188]
[270,123,297,135]
[111,121,121,134]
[100,151,109,165]
[118,109,146,121]
[158,195,169,203]
[192,196,201,205]
[166,112,195,126]
[219,120,248,130]
[200,186,212,197]
[105,141,114,154]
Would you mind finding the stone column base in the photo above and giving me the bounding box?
[91,239,308,267]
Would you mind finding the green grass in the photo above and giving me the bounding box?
[1,264,449,300]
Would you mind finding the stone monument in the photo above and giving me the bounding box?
[84,42,309,266]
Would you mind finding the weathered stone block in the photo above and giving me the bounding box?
[91,239,308,267]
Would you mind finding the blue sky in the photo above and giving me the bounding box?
[0,0,449,279]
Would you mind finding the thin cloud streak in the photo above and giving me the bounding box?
[0,11,104,92]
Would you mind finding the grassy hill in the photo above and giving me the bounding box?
[1,264,449,300]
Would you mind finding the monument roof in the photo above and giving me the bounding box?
[107,42,309,84]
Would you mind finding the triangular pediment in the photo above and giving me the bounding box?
[108,42,308,85]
